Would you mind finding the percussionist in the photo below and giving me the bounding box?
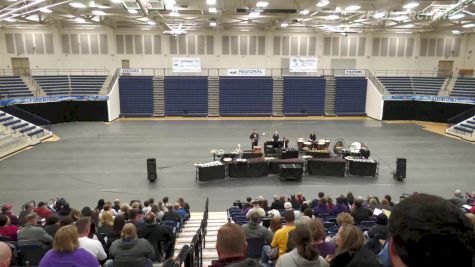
[283,137,289,149]
[249,129,260,149]
[272,131,279,142]
[309,131,317,142]
[359,143,371,159]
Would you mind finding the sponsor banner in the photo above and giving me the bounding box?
[120,68,142,74]
[289,57,318,72]
[227,68,266,76]
[172,58,202,72]
[0,95,109,107]
[344,69,364,75]
[383,95,475,105]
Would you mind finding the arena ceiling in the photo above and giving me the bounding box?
[0,0,474,34]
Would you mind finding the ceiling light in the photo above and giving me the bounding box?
[373,12,386,19]
[326,14,339,20]
[249,11,260,17]
[206,0,216,4]
[170,9,179,16]
[462,23,475,28]
[4,18,16,22]
[39,8,52,13]
[452,30,462,34]
[26,14,39,21]
[147,20,156,25]
[300,9,309,15]
[96,5,111,9]
[449,13,465,20]
[210,21,216,27]
[70,2,87,8]
[345,5,360,11]
[240,29,250,32]
[110,0,122,3]
[209,7,217,13]
[92,10,106,15]
[256,1,268,8]
[317,0,329,7]
[89,1,96,7]
[75,17,85,23]
[127,9,138,14]
[280,22,288,27]
[403,2,419,9]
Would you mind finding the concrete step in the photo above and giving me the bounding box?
[181,225,222,232]
[176,235,217,244]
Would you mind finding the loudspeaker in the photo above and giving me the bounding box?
[394,158,406,181]
[147,158,157,182]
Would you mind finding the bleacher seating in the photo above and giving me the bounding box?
[219,77,273,116]
[119,76,154,116]
[411,77,445,95]
[164,77,208,116]
[33,76,70,95]
[450,77,475,98]
[34,75,107,96]
[0,76,33,98]
[377,77,414,95]
[283,77,325,116]
[378,76,446,96]
[335,77,367,115]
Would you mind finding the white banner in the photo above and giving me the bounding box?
[172,58,202,73]
[344,69,365,75]
[120,68,142,74]
[227,68,266,76]
[289,57,318,72]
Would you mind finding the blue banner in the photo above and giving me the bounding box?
[383,95,475,105]
[0,95,109,107]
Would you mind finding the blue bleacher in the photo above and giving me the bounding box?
[119,76,154,116]
[377,77,414,95]
[0,76,34,98]
[70,75,107,95]
[335,77,367,115]
[34,76,70,95]
[411,77,445,95]
[283,77,325,116]
[219,77,273,116]
[164,77,208,116]
[450,77,475,98]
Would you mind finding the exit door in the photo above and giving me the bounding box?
[121,60,130,68]
[11,58,30,76]
[438,60,453,77]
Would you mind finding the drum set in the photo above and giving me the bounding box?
[297,138,331,151]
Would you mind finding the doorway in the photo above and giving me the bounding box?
[11,58,30,76]
[437,60,453,77]
[121,60,130,68]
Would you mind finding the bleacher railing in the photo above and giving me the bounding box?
[1,105,52,131]
[30,69,109,76]
[447,107,475,128]
[375,70,452,78]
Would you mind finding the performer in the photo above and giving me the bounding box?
[359,143,371,159]
[283,137,289,149]
[272,131,279,142]
[309,130,317,142]
[249,129,260,149]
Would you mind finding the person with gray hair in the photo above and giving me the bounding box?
[0,242,12,267]
[18,212,53,251]
[241,211,274,244]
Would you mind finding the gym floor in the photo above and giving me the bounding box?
[0,118,473,212]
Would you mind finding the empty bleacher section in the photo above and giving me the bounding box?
[335,77,367,115]
[450,77,475,98]
[377,76,447,96]
[119,76,154,116]
[446,108,475,141]
[283,77,326,116]
[0,76,33,98]
[33,75,107,96]
[412,77,445,95]
[33,75,70,95]
[70,75,107,95]
[164,76,208,116]
[219,77,273,116]
[378,77,414,95]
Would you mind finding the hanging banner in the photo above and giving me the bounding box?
[227,68,266,76]
[120,68,142,74]
[344,69,365,75]
[289,57,318,72]
[172,58,202,72]
[0,95,109,107]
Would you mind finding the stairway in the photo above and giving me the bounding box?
[324,76,336,116]
[272,77,284,116]
[153,77,165,117]
[99,75,114,95]
[446,116,475,142]
[208,77,220,117]
[174,211,228,267]
[21,75,44,96]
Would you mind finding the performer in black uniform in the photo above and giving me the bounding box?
[283,137,289,149]
[272,131,279,142]
[249,129,260,149]
[359,143,371,159]
[309,131,317,142]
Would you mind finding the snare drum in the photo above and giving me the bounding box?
[297,138,305,150]
[303,141,313,150]
[316,140,326,150]
[223,158,232,163]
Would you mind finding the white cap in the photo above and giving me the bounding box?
[454,189,462,196]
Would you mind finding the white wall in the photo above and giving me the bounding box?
[366,78,384,120]
[1,27,474,73]
[107,76,120,121]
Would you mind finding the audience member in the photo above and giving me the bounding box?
[284,202,301,219]
[98,211,114,237]
[383,195,394,206]
[380,199,392,211]
[0,241,12,267]
[108,223,155,267]
[138,213,174,261]
[150,203,164,220]
[142,200,152,214]
[59,216,73,227]
[314,198,331,217]
[18,213,52,250]
[270,195,284,210]
[112,199,121,213]
[128,209,145,230]
[210,223,258,267]
[242,197,253,212]
[162,204,181,222]
[162,196,169,209]
[177,197,191,214]
[241,211,273,245]
[269,217,282,233]
[175,203,187,220]
[18,202,34,226]
[388,193,475,267]
[107,215,125,248]
[368,198,378,213]
[100,203,118,217]
[43,214,60,238]
[34,202,52,219]
[119,204,130,220]
[276,225,328,267]
[69,209,81,222]
[332,196,350,216]
[246,201,266,218]
[449,189,465,208]
[311,192,325,208]
[263,210,297,264]
[38,225,100,267]
[308,219,336,258]
[81,206,93,217]
[95,199,105,212]
[303,208,314,219]
[351,199,372,224]
[0,214,17,241]
[346,192,355,206]
[336,212,354,226]
[76,217,107,261]
[367,214,388,241]
[260,199,269,212]
[1,204,19,226]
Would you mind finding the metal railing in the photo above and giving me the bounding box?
[0,105,52,131]
[447,107,475,128]
[375,69,453,78]
[29,69,109,76]
[105,68,120,94]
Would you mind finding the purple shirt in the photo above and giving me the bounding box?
[39,248,100,267]
[313,242,336,258]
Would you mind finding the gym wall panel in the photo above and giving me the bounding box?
[119,76,153,116]
[164,76,208,116]
[335,77,367,115]
[283,77,326,116]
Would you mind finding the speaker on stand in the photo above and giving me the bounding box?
[147,158,157,182]
[394,158,406,181]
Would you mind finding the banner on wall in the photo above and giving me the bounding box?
[227,69,266,76]
[120,68,142,74]
[383,95,475,105]
[172,58,202,72]
[289,57,318,72]
[344,69,364,75]
[0,95,109,107]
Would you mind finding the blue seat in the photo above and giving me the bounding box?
[360,221,376,227]
[328,226,340,236]
[323,221,336,229]
[19,245,45,266]
[246,237,265,258]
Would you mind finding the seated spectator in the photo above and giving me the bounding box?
[0,214,17,241]
[327,197,335,211]
[98,211,114,238]
[303,207,314,219]
[59,216,73,227]
[242,197,253,212]
[119,204,130,220]
[246,201,266,218]
[138,212,174,261]
[449,189,465,208]
[100,203,118,217]
[162,197,169,210]
[383,195,394,206]
[276,225,328,267]
[142,200,152,215]
[95,199,105,212]
[311,192,325,209]
[336,212,354,227]
[326,225,381,267]
[262,210,297,265]
[19,202,34,226]
[314,199,330,217]
[107,215,125,248]
[260,199,269,212]
[346,192,355,207]
[76,217,107,261]
[175,203,187,220]
[332,196,350,216]
[18,213,53,250]
[1,204,19,226]
[128,209,145,230]
[242,211,274,245]
[0,241,12,267]
[69,209,81,222]
[284,202,301,219]
[112,199,121,213]
[380,199,392,211]
[388,193,475,267]
[39,225,100,267]
[308,219,336,258]
[368,198,378,213]
[177,197,191,214]
[367,214,388,240]
[58,203,72,218]
[108,223,155,267]
[81,207,93,217]
[34,202,52,219]
[351,199,372,225]
[270,195,284,210]
[269,217,282,233]
[43,215,60,238]
[210,223,258,267]
[162,204,180,222]
[150,203,164,221]
[296,193,306,205]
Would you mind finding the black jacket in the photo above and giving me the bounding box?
[351,207,372,224]
[138,223,175,261]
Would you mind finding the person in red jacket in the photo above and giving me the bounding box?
[34,202,52,219]
[0,214,18,241]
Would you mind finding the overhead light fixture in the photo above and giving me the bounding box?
[147,20,156,25]
[345,5,360,11]
[300,9,309,15]
[170,9,179,16]
[127,9,138,14]
[92,10,106,15]
[449,13,465,20]
[256,1,268,8]
[316,0,329,7]
[210,20,216,27]
[403,2,419,9]
[96,5,111,9]
[280,22,288,27]
[70,2,87,8]
[452,30,462,34]
[373,12,386,19]
[110,0,122,3]
[206,0,216,5]
[249,11,260,17]
[462,23,475,28]
[326,14,339,20]
[39,8,52,13]
[75,17,86,23]
[209,7,217,13]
